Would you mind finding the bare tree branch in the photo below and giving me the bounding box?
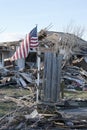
[63,21,85,38]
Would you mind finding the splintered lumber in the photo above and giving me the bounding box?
[19,72,35,83]
[4,96,35,107]
[39,113,57,117]
[25,109,39,119]
[19,77,27,88]
[1,102,87,130]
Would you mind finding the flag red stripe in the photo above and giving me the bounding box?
[10,27,39,61]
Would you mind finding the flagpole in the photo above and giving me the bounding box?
[36,47,41,103]
[36,24,40,103]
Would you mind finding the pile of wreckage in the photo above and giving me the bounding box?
[0,29,87,129]
[1,29,87,91]
[0,67,37,89]
[38,29,87,91]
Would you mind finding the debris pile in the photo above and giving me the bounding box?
[0,67,37,89]
[1,94,87,129]
[38,30,87,91]
[0,29,87,129]
[62,65,87,91]
[1,30,87,91]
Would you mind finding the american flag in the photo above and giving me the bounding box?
[11,26,38,61]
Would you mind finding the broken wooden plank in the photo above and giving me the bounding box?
[19,77,27,88]
[19,72,35,83]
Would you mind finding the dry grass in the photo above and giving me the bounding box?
[64,90,87,99]
[0,87,30,117]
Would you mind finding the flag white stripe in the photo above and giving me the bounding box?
[30,43,39,46]
[31,37,38,39]
[30,40,38,42]
[10,26,39,61]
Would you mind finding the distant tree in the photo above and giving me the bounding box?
[63,21,85,38]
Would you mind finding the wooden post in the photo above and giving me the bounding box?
[36,48,41,103]
[43,52,63,103]
[43,52,53,102]
[51,53,57,102]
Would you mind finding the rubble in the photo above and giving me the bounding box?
[0,30,87,91]
[0,66,37,89]
[0,29,87,129]
[1,95,87,129]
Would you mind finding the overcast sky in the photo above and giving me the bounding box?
[0,0,87,42]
